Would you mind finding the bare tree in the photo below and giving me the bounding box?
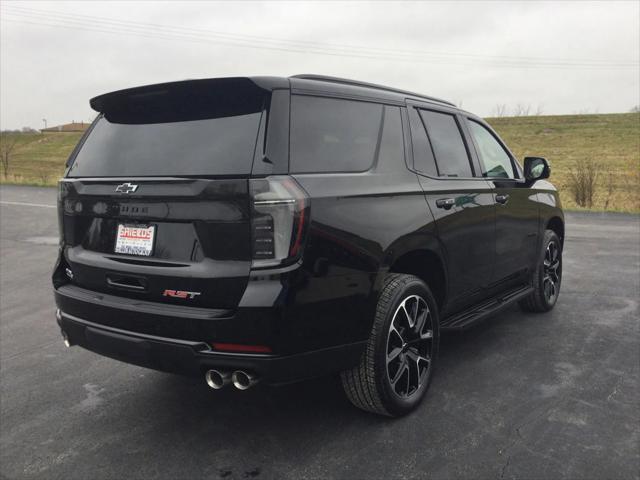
[513,103,531,117]
[630,105,640,113]
[492,103,508,117]
[0,134,19,178]
[534,104,544,116]
[568,159,599,208]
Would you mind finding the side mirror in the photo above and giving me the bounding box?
[524,157,550,182]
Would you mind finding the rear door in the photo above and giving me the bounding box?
[59,79,269,309]
[407,102,496,312]
[463,117,539,290]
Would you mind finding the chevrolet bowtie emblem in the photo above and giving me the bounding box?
[115,182,139,194]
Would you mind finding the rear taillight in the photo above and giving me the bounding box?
[250,176,310,268]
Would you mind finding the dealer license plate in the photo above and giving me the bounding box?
[114,224,156,256]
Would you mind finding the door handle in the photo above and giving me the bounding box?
[436,198,455,210]
[496,194,509,205]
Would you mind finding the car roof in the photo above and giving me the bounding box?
[289,74,456,108]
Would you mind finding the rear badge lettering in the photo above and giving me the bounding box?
[162,289,201,300]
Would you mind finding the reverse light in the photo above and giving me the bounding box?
[250,176,310,268]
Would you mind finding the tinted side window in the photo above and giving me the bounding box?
[467,120,515,179]
[419,110,472,178]
[290,96,384,173]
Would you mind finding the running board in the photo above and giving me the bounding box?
[440,285,533,331]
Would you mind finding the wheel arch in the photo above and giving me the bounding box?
[387,248,447,311]
[546,216,565,247]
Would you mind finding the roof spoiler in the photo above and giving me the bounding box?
[89,77,271,124]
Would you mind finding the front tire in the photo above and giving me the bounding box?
[520,229,563,312]
[340,274,439,417]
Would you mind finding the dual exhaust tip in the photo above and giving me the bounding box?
[205,369,258,391]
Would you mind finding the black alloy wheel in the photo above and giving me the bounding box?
[341,274,439,416]
[543,240,561,304]
[386,295,434,398]
[520,229,563,312]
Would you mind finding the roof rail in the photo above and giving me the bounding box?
[290,74,455,107]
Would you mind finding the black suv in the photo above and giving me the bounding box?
[53,75,564,416]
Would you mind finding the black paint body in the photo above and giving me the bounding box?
[53,76,564,384]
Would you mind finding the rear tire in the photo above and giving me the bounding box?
[520,229,562,313]
[340,274,439,417]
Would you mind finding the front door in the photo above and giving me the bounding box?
[464,118,539,290]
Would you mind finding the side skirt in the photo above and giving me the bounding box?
[440,284,533,331]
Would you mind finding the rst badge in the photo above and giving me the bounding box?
[162,289,201,300]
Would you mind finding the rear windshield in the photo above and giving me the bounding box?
[68,82,265,177]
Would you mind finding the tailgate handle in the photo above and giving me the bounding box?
[106,274,147,292]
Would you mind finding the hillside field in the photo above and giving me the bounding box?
[1,112,638,212]
[486,113,639,213]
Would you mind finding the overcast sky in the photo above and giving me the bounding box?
[1,0,638,129]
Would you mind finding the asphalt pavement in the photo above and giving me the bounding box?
[1,184,638,480]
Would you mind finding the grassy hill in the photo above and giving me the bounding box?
[486,113,639,212]
[1,132,82,185]
[1,113,638,212]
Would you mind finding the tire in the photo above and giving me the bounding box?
[340,273,439,417]
[520,229,563,313]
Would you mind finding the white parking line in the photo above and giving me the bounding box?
[0,201,56,209]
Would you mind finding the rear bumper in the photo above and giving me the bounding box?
[57,310,365,386]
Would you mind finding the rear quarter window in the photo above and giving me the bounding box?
[290,95,387,173]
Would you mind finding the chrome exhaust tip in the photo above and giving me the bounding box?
[231,370,258,390]
[61,330,71,348]
[205,369,230,390]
